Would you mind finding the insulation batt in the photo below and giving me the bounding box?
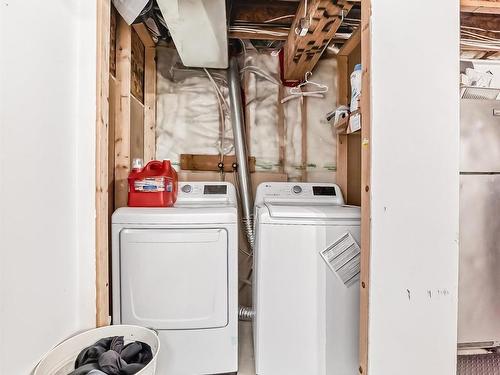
[242,50,281,172]
[156,47,234,168]
[156,45,338,181]
[242,47,338,181]
[306,57,338,182]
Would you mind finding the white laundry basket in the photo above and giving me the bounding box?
[34,325,160,375]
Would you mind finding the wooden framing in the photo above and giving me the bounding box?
[336,28,362,205]
[461,0,500,13]
[277,85,286,174]
[180,154,257,172]
[284,0,353,81]
[359,0,371,372]
[144,47,157,162]
[96,2,157,326]
[96,0,111,327]
[131,28,145,102]
[300,98,308,181]
[133,23,156,48]
[114,17,133,209]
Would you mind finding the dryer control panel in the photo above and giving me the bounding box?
[177,182,237,206]
[255,182,345,206]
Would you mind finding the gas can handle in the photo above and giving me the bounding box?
[145,160,163,171]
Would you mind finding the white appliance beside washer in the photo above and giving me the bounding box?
[253,182,361,375]
[112,182,238,375]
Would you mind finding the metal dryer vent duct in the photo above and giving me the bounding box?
[228,57,255,249]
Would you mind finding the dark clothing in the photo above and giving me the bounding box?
[69,336,153,375]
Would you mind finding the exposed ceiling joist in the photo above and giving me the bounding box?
[460,12,500,59]
[337,27,360,56]
[231,0,299,25]
[284,0,353,81]
[461,0,500,14]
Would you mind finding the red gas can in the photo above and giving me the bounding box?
[128,160,178,207]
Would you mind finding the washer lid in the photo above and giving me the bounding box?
[260,203,361,223]
[112,206,237,225]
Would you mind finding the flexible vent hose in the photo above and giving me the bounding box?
[239,305,255,321]
[228,57,255,249]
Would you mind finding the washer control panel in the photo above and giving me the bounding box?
[255,182,345,206]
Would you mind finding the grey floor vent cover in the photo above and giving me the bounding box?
[457,354,500,375]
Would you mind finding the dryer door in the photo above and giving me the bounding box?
[120,228,228,329]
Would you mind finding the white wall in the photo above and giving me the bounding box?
[369,1,460,375]
[0,1,96,373]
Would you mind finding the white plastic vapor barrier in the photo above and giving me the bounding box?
[156,47,234,168]
[306,57,338,182]
[241,48,338,181]
[242,50,281,172]
[283,88,304,179]
[155,45,337,181]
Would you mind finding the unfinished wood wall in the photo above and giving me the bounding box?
[96,2,157,326]
[336,29,362,206]
[359,0,371,372]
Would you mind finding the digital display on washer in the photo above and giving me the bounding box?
[204,185,227,195]
[313,186,336,196]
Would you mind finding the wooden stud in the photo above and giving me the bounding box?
[108,76,118,223]
[336,28,362,205]
[96,0,111,327]
[110,4,117,77]
[338,27,361,57]
[300,97,308,181]
[337,55,350,106]
[277,85,286,174]
[336,133,348,198]
[131,28,145,103]
[130,95,145,162]
[347,132,361,206]
[284,0,353,81]
[114,17,132,209]
[143,47,157,162]
[359,0,372,372]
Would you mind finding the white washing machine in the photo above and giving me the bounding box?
[253,182,361,375]
[112,182,238,375]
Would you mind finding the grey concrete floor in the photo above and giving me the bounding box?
[238,321,255,375]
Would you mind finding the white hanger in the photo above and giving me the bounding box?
[290,71,328,95]
[281,71,328,103]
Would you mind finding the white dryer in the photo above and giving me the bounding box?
[253,182,361,375]
[112,182,238,375]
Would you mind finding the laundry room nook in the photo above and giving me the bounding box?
[2,0,499,375]
[98,1,368,373]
